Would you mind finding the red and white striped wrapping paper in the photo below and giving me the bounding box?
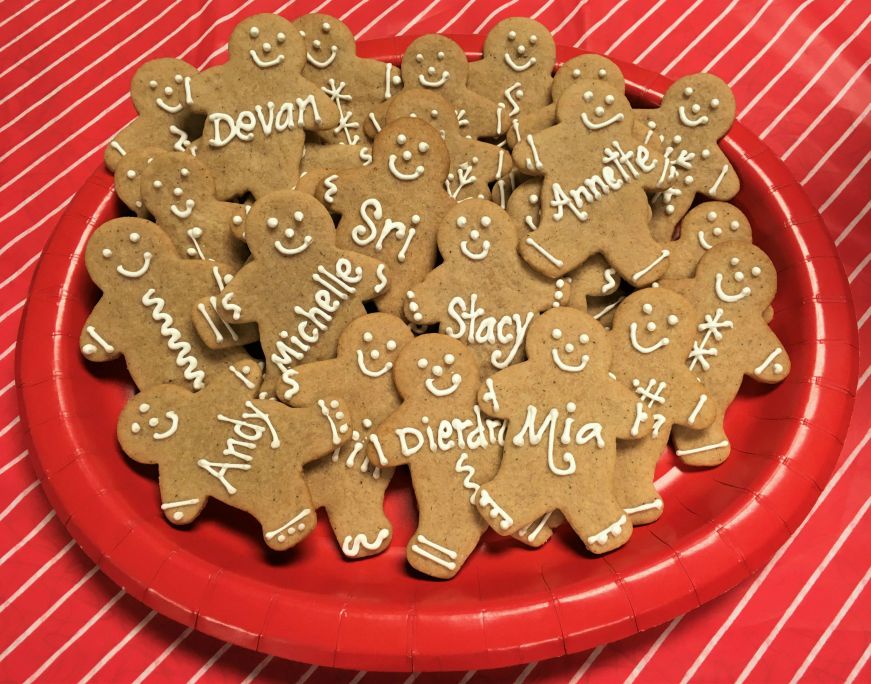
[1,1,868,681]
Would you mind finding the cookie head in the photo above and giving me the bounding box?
[374,117,450,184]
[528,308,610,376]
[698,242,777,308]
[483,18,555,75]
[687,202,751,251]
[117,387,190,465]
[402,35,467,90]
[244,190,332,261]
[665,74,736,139]
[130,58,196,116]
[338,313,414,380]
[553,54,624,102]
[613,289,696,357]
[114,147,162,215]
[141,152,213,218]
[437,199,513,262]
[386,90,456,139]
[506,179,541,231]
[85,218,174,288]
[229,14,303,72]
[394,334,478,401]
[296,14,354,69]
[557,81,633,133]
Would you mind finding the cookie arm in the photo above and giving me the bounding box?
[476,365,526,420]
[743,326,790,384]
[344,252,389,301]
[656,278,695,301]
[297,82,341,131]
[506,104,556,147]
[284,358,342,408]
[365,404,414,468]
[671,375,718,430]
[511,125,562,176]
[702,149,739,200]
[611,383,653,440]
[404,264,453,326]
[465,90,503,139]
[279,399,353,465]
[187,68,223,114]
[80,298,123,361]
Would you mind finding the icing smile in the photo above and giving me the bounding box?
[581,111,624,130]
[171,198,195,219]
[356,350,393,378]
[460,240,490,260]
[274,229,312,256]
[306,46,337,68]
[715,272,751,302]
[629,322,670,354]
[504,53,536,71]
[551,348,589,373]
[116,251,153,278]
[425,373,462,396]
[156,98,183,114]
[250,50,285,68]
[418,71,449,87]
[388,154,425,180]
[678,105,709,127]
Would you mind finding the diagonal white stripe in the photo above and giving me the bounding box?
[0,480,39,522]
[298,663,319,683]
[23,589,125,684]
[531,0,557,20]
[349,672,368,684]
[819,150,870,214]
[474,0,519,33]
[573,0,630,48]
[735,496,871,683]
[0,342,17,364]
[761,15,871,138]
[0,299,25,324]
[702,0,775,72]
[0,450,28,477]
[568,645,605,683]
[188,642,233,684]
[402,674,418,684]
[241,655,273,684]
[836,199,871,246]
[551,0,589,37]
[0,564,97,663]
[0,252,40,292]
[0,415,21,439]
[0,0,151,107]
[356,0,406,38]
[633,0,705,63]
[79,609,157,684]
[858,305,871,330]
[0,539,75,615]
[457,672,475,684]
[0,511,55,567]
[788,565,871,684]
[0,0,42,31]
[131,627,193,684]
[662,0,740,74]
[0,379,15,399]
[850,254,871,285]
[730,0,813,86]
[679,428,871,684]
[625,616,684,684]
[339,0,368,22]
[0,0,76,56]
[396,0,441,35]
[742,0,853,116]
[846,643,871,684]
[860,364,871,390]
[513,661,537,684]
[606,0,666,53]
[437,0,476,33]
[799,99,870,182]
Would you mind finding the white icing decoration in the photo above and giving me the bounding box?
[624,500,663,515]
[323,174,339,204]
[306,45,338,68]
[678,105,709,127]
[551,348,589,373]
[342,529,390,557]
[582,111,624,130]
[170,198,195,219]
[264,509,311,542]
[631,250,670,282]
[587,514,627,546]
[207,96,322,147]
[629,321,670,354]
[512,405,604,476]
[675,441,729,457]
[411,535,457,570]
[142,288,205,389]
[82,326,114,354]
[525,237,564,268]
[356,349,393,378]
[250,49,285,69]
[388,154,424,180]
[688,308,733,371]
[688,394,707,424]
[698,230,714,250]
[445,294,533,369]
[116,251,153,279]
[715,272,751,302]
[754,348,784,376]
[504,53,536,72]
[709,164,730,195]
[425,371,462,397]
[156,98,183,114]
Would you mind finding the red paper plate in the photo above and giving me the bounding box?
[16,37,858,672]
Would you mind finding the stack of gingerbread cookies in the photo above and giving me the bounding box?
[83,13,790,579]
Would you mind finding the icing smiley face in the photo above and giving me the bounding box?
[527,308,609,377]
[244,191,332,261]
[663,74,736,139]
[483,18,555,76]
[393,335,478,401]
[130,400,181,442]
[436,199,514,263]
[689,203,751,251]
[373,117,450,185]
[85,218,174,288]
[552,54,624,102]
[627,301,679,354]
[557,81,633,133]
[130,58,197,117]
[141,153,210,224]
[295,14,353,69]
[229,14,303,72]
[697,242,777,308]
[335,314,414,380]
[402,35,468,91]
[612,288,697,359]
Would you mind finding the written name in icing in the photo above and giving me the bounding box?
[445,294,534,369]
[512,404,604,477]
[396,406,506,457]
[208,96,322,147]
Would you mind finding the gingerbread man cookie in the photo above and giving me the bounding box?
[514,80,670,285]
[190,14,339,199]
[405,199,567,374]
[468,18,556,140]
[609,289,717,524]
[296,13,401,148]
[642,74,738,241]
[366,334,506,578]
[117,365,351,550]
[105,58,201,172]
[288,313,414,559]
[662,242,790,466]
[474,307,649,553]
[320,117,453,317]
[193,191,386,397]
[113,147,164,218]
[382,89,511,201]
[140,151,250,270]
[80,218,257,392]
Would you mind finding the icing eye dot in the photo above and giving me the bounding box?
[131,423,140,434]
[508,30,516,41]
[266,217,279,228]
[707,211,717,222]
[730,257,740,266]
[129,232,140,243]
[294,210,304,222]
[417,358,428,369]
[330,399,339,409]
[298,30,306,37]
[751,266,762,277]
[594,106,605,116]
[363,331,374,343]
[579,333,590,344]
[415,53,423,63]
[604,94,615,105]
[713,226,723,236]
[180,168,190,177]
[456,216,467,228]
[598,68,607,78]
[173,187,183,197]
[277,32,286,43]
[396,134,407,145]
[583,90,594,102]
[386,339,397,351]
[126,169,136,179]
[683,86,694,97]
[232,215,243,225]
[480,215,492,228]
[402,150,412,161]
[691,103,701,113]
[710,98,720,108]
[551,328,563,340]
[444,354,455,365]
[646,321,657,332]
[530,34,538,44]
[249,26,259,38]
[572,68,581,78]
[153,180,163,189]
[322,22,331,32]
[418,142,429,153]
[102,248,112,258]
[642,303,654,314]
[139,403,150,413]
[437,51,444,60]
[730,220,740,231]
[667,314,679,326]
[148,80,158,89]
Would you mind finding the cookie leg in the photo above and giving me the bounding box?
[513,510,562,547]
[475,474,550,538]
[671,407,730,466]
[561,495,632,554]
[260,505,317,551]
[614,435,668,525]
